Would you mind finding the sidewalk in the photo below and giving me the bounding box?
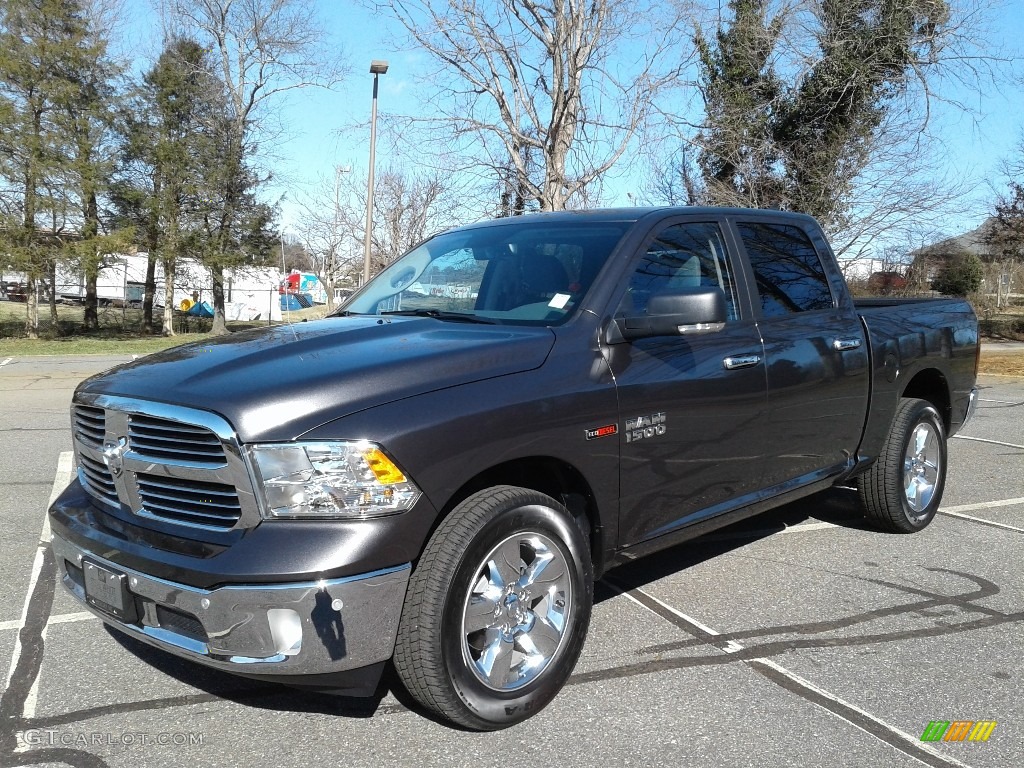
[981,341,1024,354]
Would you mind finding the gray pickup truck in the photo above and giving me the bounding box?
[49,207,978,729]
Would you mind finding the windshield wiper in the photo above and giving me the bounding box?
[380,308,496,324]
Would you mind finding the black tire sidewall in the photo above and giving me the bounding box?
[896,402,947,529]
[439,500,593,728]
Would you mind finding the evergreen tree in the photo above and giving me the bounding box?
[0,0,77,336]
[111,38,222,335]
[56,3,122,330]
[932,251,983,296]
[694,0,955,234]
[166,0,341,333]
[0,0,121,334]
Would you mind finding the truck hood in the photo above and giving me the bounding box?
[77,317,555,441]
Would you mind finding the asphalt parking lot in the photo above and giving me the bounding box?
[0,354,1021,768]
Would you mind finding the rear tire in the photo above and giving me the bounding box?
[393,485,593,730]
[858,397,947,533]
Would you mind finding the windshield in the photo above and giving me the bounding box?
[340,220,629,325]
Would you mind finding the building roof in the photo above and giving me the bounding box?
[912,217,999,259]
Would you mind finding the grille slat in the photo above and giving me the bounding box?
[128,415,226,465]
[136,474,241,528]
[73,406,105,449]
[78,454,119,507]
[141,500,241,523]
[136,485,239,504]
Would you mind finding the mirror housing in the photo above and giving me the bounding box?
[607,286,728,343]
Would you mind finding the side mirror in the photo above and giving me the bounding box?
[607,286,728,343]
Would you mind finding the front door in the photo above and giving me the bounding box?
[606,219,768,547]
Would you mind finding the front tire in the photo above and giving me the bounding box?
[858,397,947,533]
[393,485,593,730]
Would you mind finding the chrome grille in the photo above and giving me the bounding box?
[136,474,242,529]
[128,415,226,465]
[78,453,119,508]
[73,405,105,449]
[69,395,258,537]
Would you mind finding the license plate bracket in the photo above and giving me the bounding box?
[83,560,138,622]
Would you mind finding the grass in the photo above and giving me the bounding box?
[0,300,328,356]
[978,350,1024,377]
[0,334,210,356]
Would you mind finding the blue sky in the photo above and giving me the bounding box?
[118,0,1024,247]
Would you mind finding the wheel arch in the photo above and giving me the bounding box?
[430,456,608,578]
[900,367,951,432]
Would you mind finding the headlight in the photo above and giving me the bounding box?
[250,441,422,520]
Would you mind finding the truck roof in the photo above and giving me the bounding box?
[449,206,819,232]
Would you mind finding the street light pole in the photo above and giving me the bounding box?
[363,60,389,286]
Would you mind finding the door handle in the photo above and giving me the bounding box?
[723,354,761,370]
[832,338,862,351]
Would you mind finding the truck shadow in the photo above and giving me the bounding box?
[99,627,408,718]
[596,485,869,604]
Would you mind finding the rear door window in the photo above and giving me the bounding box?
[737,222,833,317]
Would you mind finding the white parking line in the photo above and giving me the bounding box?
[952,435,1024,450]
[939,497,1024,532]
[942,497,1024,513]
[0,357,12,367]
[0,612,97,632]
[617,588,745,653]
[613,584,973,768]
[941,511,1024,533]
[6,451,73,728]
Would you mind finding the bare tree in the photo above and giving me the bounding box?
[380,0,684,212]
[639,146,702,206]
[293,168,362,311]
[164,0,344,333]
[369,167,457,269]
[294,165,460,302]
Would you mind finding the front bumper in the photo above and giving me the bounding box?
[52,532,410,687]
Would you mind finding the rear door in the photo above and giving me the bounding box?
[730,217,870,490]
[606,217,768,547]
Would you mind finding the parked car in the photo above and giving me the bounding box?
[50,207,978,729]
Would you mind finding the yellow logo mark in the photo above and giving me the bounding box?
[967,721,998,742]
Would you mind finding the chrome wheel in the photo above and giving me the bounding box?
[461,532,572,691]
[394,485,592,729]
[903,421,941,516]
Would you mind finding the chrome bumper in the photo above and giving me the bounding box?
[52,532,409,676]
[961,387,980,430]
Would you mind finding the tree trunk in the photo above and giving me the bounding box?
[324,270,335,313]
[143,253,157,332]
[84,271,99,329]
[144,173,162,332]
[83,191,101,330]
[210,265,228,334]
[48,259,59,327]
[162,258,176,336]
[25,276,39,339]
